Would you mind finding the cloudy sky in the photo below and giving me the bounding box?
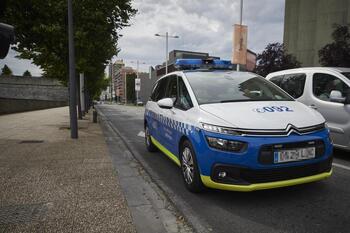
[0,0,285,75]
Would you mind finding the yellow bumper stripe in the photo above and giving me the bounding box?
[201,170,332,192]
[151,136,181,166]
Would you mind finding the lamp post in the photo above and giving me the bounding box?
[67,0,78,139]
[130,60,146,103]
[237,0,243,72]
[155,32,179,74]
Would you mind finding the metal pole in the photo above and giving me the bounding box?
[236,0,243,72]
[136,60,139,103]
[80,73,85,114]
[124,72,127,105]
[68,0,78,139]
[165,32,168,74]
[240,0,243,25]
[109,61,113,102]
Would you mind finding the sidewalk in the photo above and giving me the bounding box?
[0,107,135,232]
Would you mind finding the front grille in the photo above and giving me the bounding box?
[233,123,325,137]
[259,140,325,165]
[211,157,332,185]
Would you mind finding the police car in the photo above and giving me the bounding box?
[144,59,333,192]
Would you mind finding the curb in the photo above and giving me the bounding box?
[96,106,211,233]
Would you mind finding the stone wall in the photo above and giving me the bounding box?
[0,75,68,114]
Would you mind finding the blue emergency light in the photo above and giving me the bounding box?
[175,59,234,70]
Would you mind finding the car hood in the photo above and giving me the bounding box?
[199,101,325,130]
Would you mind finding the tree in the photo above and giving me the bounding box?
[126,73,136,103]
[1,64,12,76]
[319,25,350,67]
[23,70,32,77]
[1,0,136,98]
[254,43,301,77]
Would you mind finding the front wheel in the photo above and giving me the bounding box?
[145,124,157,152]
[180,140,205,193]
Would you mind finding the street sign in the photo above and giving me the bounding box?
[135,78,141,91]
[232,24,248,65]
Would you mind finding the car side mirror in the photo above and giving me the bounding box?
[157,98,173,109]
[0,23,15,59]
[329,90,346,104]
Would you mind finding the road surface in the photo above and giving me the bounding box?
[98,104,350,233]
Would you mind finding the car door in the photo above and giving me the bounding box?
[308,72,350,148]
[159,75,178,152]
[147,76,168,144]
[161,75,194,156]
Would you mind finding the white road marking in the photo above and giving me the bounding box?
[137,131,145,138]
[333,163,350,171]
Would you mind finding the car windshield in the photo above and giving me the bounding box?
[341,72,350,81]
[185,71,294,105]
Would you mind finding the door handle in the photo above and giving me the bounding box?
[309,104,317,110]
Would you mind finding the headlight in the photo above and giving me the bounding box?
[201,123,240,135]
[206,136,247,153]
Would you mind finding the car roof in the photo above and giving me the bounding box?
[267,67,350,77]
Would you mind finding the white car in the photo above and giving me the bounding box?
[144,59,333,193]
[266,67,350,151]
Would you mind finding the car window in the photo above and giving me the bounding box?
[186,72,294,105]
[280,73,306,99]
[175,77,193,110]
[165,75,177,103]
[313,73,350,102]
[269,75,284,86]
[341,72,350,81]
[150,82,159,101]
[152,77,168,101]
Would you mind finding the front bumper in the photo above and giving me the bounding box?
[191,128,333,191]
[201,170,332,192]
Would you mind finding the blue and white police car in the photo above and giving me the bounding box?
[144,59,333,192]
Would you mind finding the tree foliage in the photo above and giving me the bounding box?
[319,25,350,67]
[23,70,32,77]
[254,43,301,77]
[1,0,136,98]
[1,64,12,76]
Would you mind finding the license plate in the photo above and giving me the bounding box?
[274,147,315,163]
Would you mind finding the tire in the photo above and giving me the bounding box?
[180,140,205,193]
[145,124,157,152]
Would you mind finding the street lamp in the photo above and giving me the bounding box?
[130,60,146,103]
[67,0,78,139]
[237,0,243,72]
[155,32,179,74]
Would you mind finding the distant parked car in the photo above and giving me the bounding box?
[266,67,350,151]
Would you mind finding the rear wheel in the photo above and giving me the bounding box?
[145,124,157,152]
[180,140,205,193]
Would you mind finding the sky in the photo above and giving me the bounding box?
[0,0,285,75]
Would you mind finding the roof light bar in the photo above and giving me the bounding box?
[175,59,234,70]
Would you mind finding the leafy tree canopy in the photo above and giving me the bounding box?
[23,70,32,77]
[319,25,350,67]
[254,43,301,77]
[1,0,136,98]
[1,64,12,76]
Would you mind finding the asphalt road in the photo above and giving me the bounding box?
[98,104,350,233]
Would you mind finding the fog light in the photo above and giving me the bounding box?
[218,171,227,178]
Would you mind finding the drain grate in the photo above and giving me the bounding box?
[0,203,49,224]
[19,140,44,144]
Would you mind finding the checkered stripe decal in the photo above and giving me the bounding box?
[145,110,193,135]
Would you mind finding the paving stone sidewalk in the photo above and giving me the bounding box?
[0,107,136,232]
